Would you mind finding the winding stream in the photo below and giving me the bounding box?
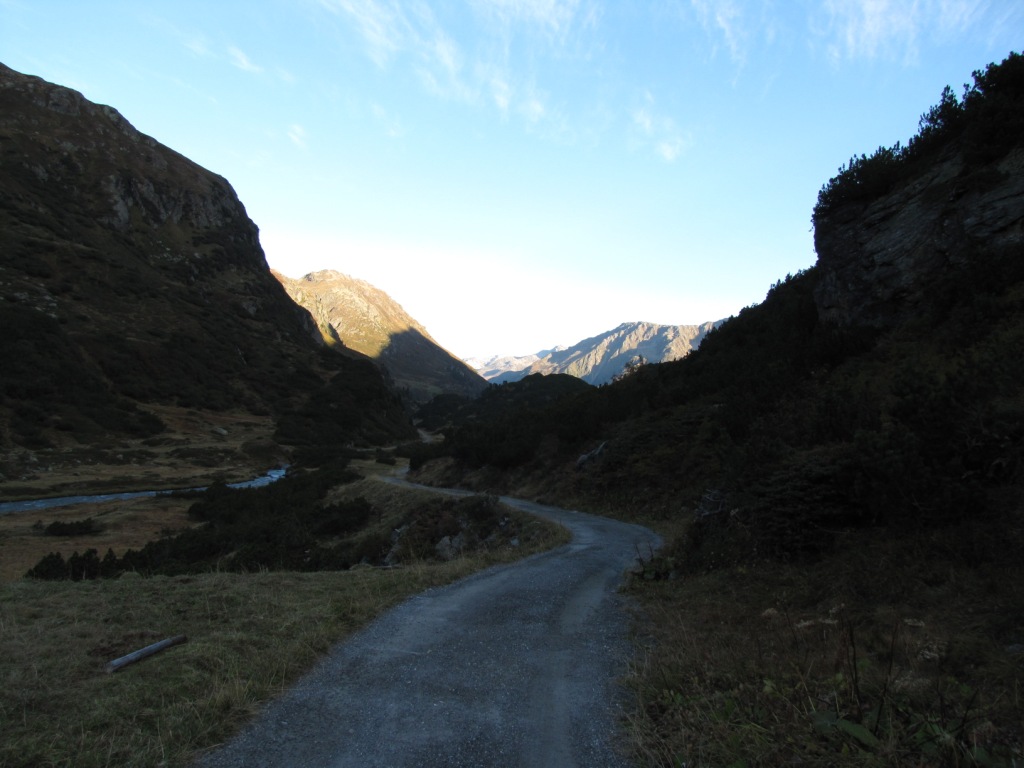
[0,467,288,516]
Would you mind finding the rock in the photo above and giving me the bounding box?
[435,534,464,561]
[813,146,1024,329]
[576,440,608,469]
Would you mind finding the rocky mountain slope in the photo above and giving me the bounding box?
[814,145,1024,329]
[476,321,721,386]
[0,63,413,494]
[274,270,486,403]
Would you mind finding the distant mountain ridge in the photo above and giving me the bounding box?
[464,352,549,380]
[274,270,487,403]
[471,321,723,386]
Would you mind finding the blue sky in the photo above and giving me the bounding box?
[2,1,1021,359]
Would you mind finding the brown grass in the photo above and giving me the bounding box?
[624,524,1024,767]
[0,495,196,582]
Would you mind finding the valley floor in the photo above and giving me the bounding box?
[0,406,284,502]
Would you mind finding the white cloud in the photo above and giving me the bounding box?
[816,0,987,64]
[689,0,749,67]
[470,0,583,35]
[317,0,601,140]
[371,103,404,137]
[522,94,546,123]
[228,45,262,73]
[630,91,687,163]
[319,0,404,66]
[633,106,653,135]
[490,75,512,113]
[657,137,684,162]
[321,0,470,99]
[287,124,307,148]
[184,36,210,57]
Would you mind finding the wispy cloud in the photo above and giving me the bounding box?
[287,124,307,148]
[318,0,599,140]
[184,36,211,57]
[470,0,584,36]
[490,75,512,114]
[631,90,688,163]
[228,45,263,73]
[371,103,404,137]
[657,137,685,163]
[689,0,749,67]
[522,93,546,124]
[320,0,469,98]
[816,0,987,64]
[319,0,404,66]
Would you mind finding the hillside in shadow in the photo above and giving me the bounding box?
[404,53,1024,765]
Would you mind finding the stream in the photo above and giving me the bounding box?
[0,467,288,516]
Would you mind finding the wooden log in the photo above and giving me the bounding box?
[105,634,188,674]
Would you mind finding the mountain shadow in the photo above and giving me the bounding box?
[379,327,489,403]
[274,270,487,404]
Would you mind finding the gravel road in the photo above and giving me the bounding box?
[194,483,661,768]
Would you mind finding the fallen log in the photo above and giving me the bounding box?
[105,634,188,674]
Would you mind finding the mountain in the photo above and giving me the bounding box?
[464,352,547,381]
[273,270,487,403]
[474,321,722,386]
[0,63,413,493]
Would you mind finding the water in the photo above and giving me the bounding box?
[0,467,288,516]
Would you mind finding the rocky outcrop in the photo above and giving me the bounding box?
[484,321,722,386]
[274,270,487,403]
[813,145,1024,328]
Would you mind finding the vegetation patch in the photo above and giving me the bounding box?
[625,523,1024,767]
[41,517,101,537]
[23,461,555,580]
[1,476,568,768]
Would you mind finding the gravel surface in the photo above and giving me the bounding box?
[194,484,661,768]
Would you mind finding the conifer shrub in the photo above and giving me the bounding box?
[814,51,1024,219]
[43,518,100,537]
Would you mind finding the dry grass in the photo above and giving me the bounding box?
[0,495,196,582]
[0,473,569,768]
[624,525,1024,767]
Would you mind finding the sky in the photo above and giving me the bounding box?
[1,2,1021,360]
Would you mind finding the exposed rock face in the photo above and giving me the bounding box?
[0,62,411,455]
[483,321,722,386]
[813,146,1024,328]
[274,270,487,403]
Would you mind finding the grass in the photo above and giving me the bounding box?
[0,476,569,768]
[623,521,1024,767]
[0,494,196,582]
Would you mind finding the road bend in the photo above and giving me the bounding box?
[194,482,661,768]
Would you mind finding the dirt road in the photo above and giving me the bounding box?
[194,485,660,767]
